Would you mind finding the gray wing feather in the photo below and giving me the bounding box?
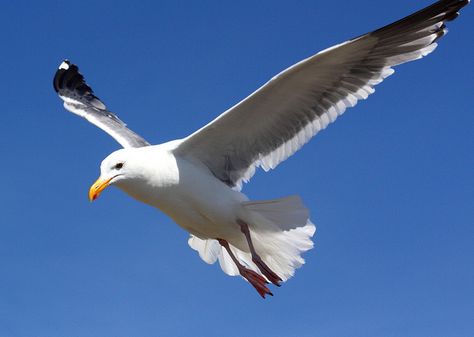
[176,0,468,190]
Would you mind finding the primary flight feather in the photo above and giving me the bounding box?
[54,0,469,297]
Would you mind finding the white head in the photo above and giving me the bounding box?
[89,148,144,201]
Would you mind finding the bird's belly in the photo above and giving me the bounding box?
[160,183,246,240]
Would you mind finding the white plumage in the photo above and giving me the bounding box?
[53,0,469,297]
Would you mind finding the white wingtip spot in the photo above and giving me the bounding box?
[59,61,69,70]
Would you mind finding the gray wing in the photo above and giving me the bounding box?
[176,0,469,190]
[53,60,150,148]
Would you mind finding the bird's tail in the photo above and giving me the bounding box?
[188,195,316,282]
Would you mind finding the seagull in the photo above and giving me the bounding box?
[53,0,469,298]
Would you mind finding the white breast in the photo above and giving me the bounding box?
[116,143,247,239]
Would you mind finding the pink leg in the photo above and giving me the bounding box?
[237,220,283,286]
[217,239,273,298]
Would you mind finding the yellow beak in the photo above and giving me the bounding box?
[89,176,113,201]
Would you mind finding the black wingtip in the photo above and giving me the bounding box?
[369,0,469,38]
[53,60,81,93]
[53,60,106,110]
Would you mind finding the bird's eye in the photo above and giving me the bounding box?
[114,163,124,170]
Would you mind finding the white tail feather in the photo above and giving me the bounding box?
[188,195,316,282]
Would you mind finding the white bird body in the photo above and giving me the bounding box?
[102,143,315,283]
[53,0,469,297]
[112,142,248,241]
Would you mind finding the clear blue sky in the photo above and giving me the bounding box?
[1,1,472,336]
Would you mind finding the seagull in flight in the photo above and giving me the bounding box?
[53,0,469,298]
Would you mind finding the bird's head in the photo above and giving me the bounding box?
[89,148,139,201]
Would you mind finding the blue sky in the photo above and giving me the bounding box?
[0,1,472,336]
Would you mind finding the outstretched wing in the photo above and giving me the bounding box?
[176,0,469,190]
[53,60,150,148]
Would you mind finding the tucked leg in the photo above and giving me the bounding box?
[217,238,273,298]
[237,220,283,286]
